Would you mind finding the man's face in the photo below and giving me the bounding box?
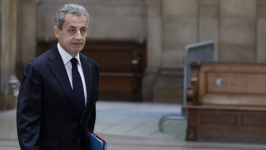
[54,14,88,57]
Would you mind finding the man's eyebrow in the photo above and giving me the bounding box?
[68,26,77,29]
[68,26,87,29]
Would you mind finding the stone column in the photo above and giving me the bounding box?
[162,0,198,68]
[8,0,20,109]
[257,0,266,63]
[142,0,162,101]
[0,0,20,110]
[19,0,37,72]
[152,0,198,104]
[219,0,256,62]
[1,0,10,110]
[199,0,220,61]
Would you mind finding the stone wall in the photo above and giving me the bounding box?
[13,0,266,104]
[257,0,266,63]
[37,0,147,42]
[16,0,37,79]
[162,0,198,68]
[0,0,1,53]
[199,0,219,60]
[159,0,265,68]
[219,0,256,62]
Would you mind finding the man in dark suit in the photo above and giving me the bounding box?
[16,3,99,150]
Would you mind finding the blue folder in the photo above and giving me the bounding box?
[89,131,107,150]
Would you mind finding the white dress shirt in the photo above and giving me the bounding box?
[57,43,87,106]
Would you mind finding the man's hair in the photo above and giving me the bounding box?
[55,3,89,30]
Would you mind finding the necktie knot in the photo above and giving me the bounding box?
[70,58,78,66]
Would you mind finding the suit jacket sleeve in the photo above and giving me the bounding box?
[88,102,96,132]
[17,63,42,150]
[88,64,99,132]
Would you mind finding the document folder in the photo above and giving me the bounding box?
[88,130,107,150]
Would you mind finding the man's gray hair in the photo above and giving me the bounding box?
[55,3,89,30]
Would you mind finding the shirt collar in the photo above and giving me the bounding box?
[57,43,81,65]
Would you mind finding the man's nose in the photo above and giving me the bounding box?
[74,30,82,40]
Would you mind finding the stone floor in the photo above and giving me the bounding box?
[94,101,186,140]
[1,101,266,150]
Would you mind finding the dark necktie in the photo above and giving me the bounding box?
[70,58,85,117]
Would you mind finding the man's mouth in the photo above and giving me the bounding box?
[72,43,82,46]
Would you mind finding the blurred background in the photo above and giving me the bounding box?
[2,0,266,150]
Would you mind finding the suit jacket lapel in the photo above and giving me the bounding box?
[47,46,79,117]
[80,54,92,117]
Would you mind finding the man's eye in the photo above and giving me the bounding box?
[81,29,86,32]
[69,29,75,32]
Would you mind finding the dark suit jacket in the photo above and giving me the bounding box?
[16,45,99,150]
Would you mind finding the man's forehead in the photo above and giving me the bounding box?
[64,14,87,27]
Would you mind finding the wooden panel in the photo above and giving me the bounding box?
[81,42,145,73]
[198,125,266,139]
[99,76,133,94]
[202,94,266,106]
[242,114,266,126]
[199,113,237,125]
[98,76,141,100]
[185,62,266,143]
[198,67,207,103]
[207,72,266,94]
[186,110,197,141]
[83,49,134,72]
[187,109,266,143]
[183,103,266,111]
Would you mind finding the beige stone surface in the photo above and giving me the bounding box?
[37,1,147,41]
[257,3,266,63]
[199,0,219,6]
[153,69,183,104]
[220,0,256,18]
[162,50,184,69]
[153,85,183,104]
[162,0,198,68]
[1,0,10,93]
[257,6,266,18]
[162,17,197,67]
[18,0,37,68]
[146,0,162,70]
[89,16,146,40]
[142,0,162,101]
[219,45,255,62]
[142,72,157,101]
[199,5,219,18]
[163,18,197,50]
[163,0,198,17]
[219,0,256,62]
[146,16,162,69]
[199,18,219,42]
[257,19,266,63]
[199,0,219,42]
[154,0,198,103]
[220,18,256,46]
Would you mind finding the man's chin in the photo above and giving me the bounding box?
[70,47,83,52]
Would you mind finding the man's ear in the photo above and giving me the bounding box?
[54,26,60,38]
